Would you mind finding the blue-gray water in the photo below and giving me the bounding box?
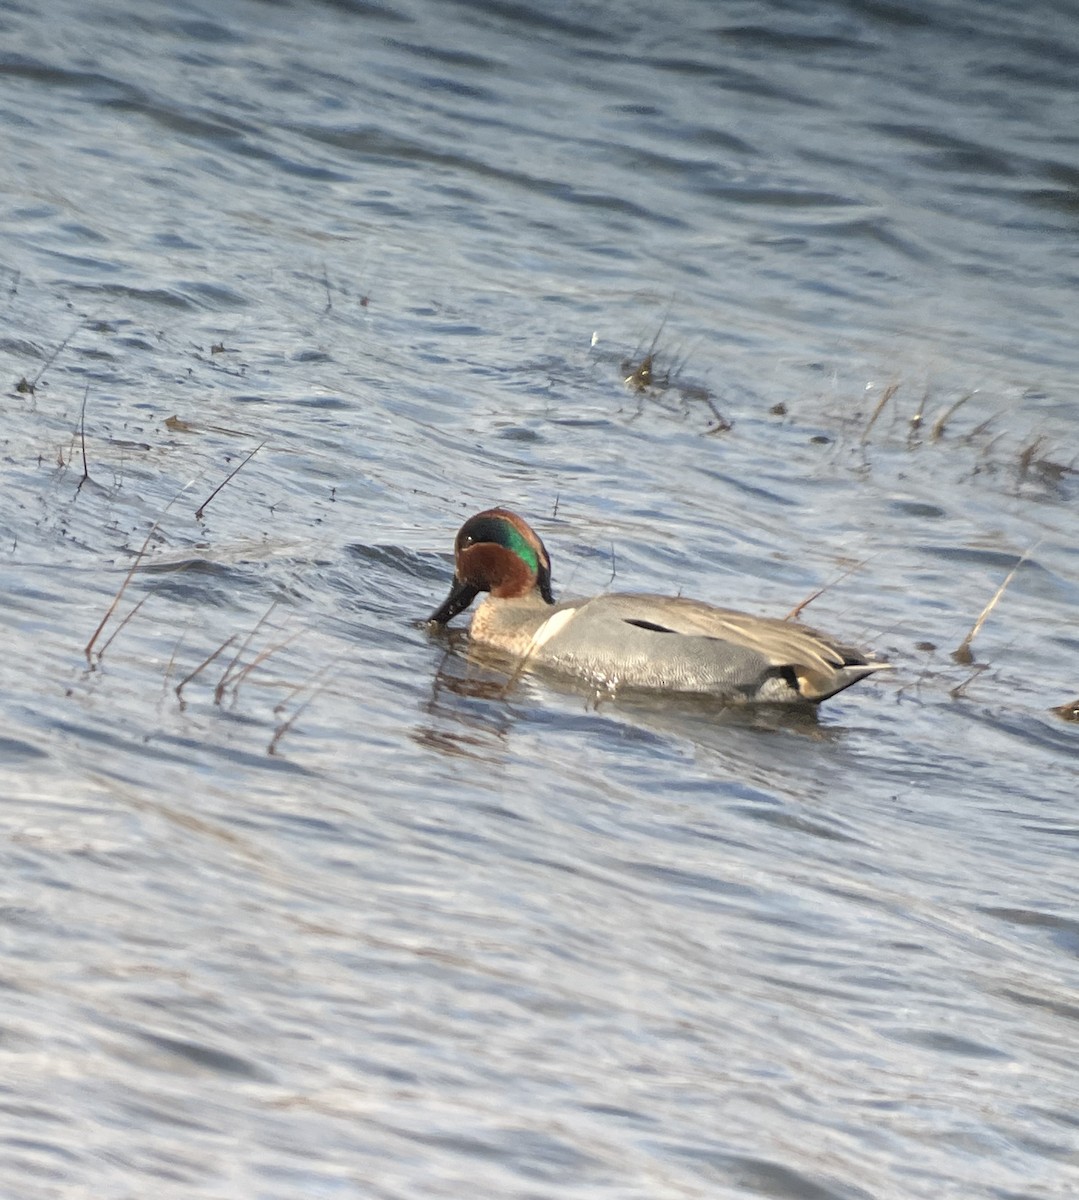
[2,1,1078,1196]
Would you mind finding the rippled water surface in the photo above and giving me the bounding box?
[2,0,1078,1196]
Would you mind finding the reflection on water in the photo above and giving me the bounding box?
[412,638,519,762]
[423,632,840,752]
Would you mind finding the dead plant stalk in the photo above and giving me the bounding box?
[78,385,90,484]
[269,669,333,756]
[84,521,163,663]
[84,480,196,664]
[861,383,899,445]
[195,440,266,521]
[175,635,238,704]
[212,601,280,704]
[784,557,875,622]
[952,541,1040,664]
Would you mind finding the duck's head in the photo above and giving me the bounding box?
[428,507,554,625]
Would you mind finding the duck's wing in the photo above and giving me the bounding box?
[581,594,890,702]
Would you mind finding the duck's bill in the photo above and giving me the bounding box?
[427,577,480,625]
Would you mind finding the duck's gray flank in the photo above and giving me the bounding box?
[428,508,890,704]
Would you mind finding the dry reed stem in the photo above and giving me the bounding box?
[195,440,266,521]
[268,669,332,756]
[952,542,1040,664]
[212,600,279,704]
[499,645,541,699]
[861,382,899,445]
[623,312,671,390]
[226,628,307,697]
[85,522,162,663]
[84,481,196,664]
[96,587,160,659]
[930,392,972,441]
[176,635,238,703]
[163,622,192,690]
[784,557,873,622]
[950,663,988,699]
[499,612,581,697]
[1017,437,1047,482]
[77,384,90,485]
[906,389,929,447]
[32,324,80,389]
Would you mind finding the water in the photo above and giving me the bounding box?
[2,0,1078,1196]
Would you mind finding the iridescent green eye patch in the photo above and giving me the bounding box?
[461,516,539,571]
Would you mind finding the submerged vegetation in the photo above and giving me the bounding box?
[600,322,1075,717]
[4,297,1077,758]
[614,322,733,434]
[6,320,336,756]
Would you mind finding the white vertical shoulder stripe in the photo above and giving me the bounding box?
[527,606,578,653]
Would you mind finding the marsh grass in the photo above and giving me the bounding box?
[950,663,989,699]
[860,381,899,444]
[784,557,876,623]
[172,600,306,712]
[75,385,91,488]
[952,544,1038,666]
[175,634,239,707]
[16,323,81,400]
[268,667,332,756]
[84,517,168,665]
[194,441,266,521]
[84,479,200,664]
[617,324,731,434]
[211,603,275,703]
[622,356,731,433]
[1017,437,1077,492]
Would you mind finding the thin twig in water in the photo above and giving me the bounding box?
[950,663,988,699]
[96,586,160,659]
[623,307,672,391]
[931,392,972,441]
[784,557,875,622]
[163,622,192,690]
[907,388,928,444]
[227,627,307,697]
[967,414,997,441]
[606,542,617,588]
[77,384,91,485]
[268,669,333,756]
[32,323,80,389]
[213,600,279,704]
[861,382,899,445]
[175,635,238,704]
[702,394,732,434]
[497,607,584,700]
[84,481,196,663]
[498,635,548,699]
[952,541,1040,664]
[1017,438,1044,483]
[85,523,162,664]
[195,440,266,521]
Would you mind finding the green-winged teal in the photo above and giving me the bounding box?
[428,508,890,704]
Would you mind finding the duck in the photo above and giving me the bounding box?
[427,508,890,704]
